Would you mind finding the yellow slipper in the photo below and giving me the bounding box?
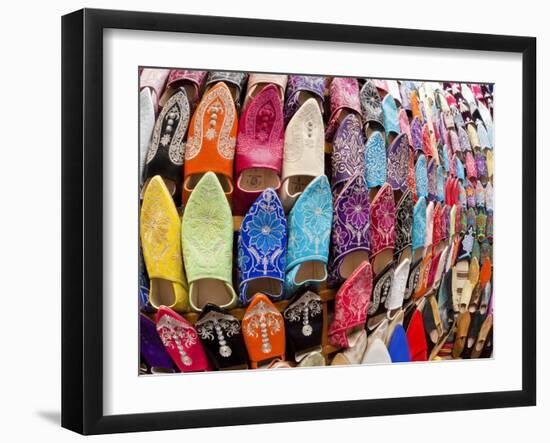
[140,176,189,312]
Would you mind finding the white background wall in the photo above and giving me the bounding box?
[0,0,545,440]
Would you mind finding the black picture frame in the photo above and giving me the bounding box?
[62,8,537,435]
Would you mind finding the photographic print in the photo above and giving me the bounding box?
[138,70,495,373]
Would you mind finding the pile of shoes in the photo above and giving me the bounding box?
[138,69,494,373]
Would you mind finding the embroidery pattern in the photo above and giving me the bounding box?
[243,300,283,353]
[395,190,414,252]
[360,80,384,127]
[369,267,394,315]
[157,315,198,367]
[331,114,365,188]
[284,75,325,123]
[147,90,190,165]
[283,292,322,337]
[387,134,410,192]
[186,85,236,161]
[370,184,396,257]
[196,311,240,358]
[283,100,324,164]
[364,131,386,188]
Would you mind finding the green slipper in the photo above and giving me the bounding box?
[181,172,237,312]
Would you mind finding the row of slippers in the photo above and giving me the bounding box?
[140,171,493,313]
[140,251,493,373]
[139,70,494,219]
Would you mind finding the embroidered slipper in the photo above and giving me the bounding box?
[386,258,410,318]
[478,103,494,147]
[399,80,415,112]
[143,89,189,197]
[328,260,372,348]
[140,313,176,372]
[387,324,411,362]
[195,304,248,370]
[283,291,323,361]
[410,117,423,153]
[360,79,385,135]
[361,337,392,364]
[243,73,287,108]
[204,71,247,109]
[283,75,325,124]
[423,295,443,348]
[140,68,170,113]
[297,351,326,367]
[415,154,429,199]
[485,182,494,212]
[437,269,454,334]
[475,180,485,209]
[242,293,286,368]
[364,131,387,189]
[285,176,332,296]
[325,77,361,141]
[238,189,287,303]
[183,82,237,204]
[427,158,438,202]
[387,133,410,193]
[382,94,400,143]
[331,114,365,196]
[470,314,493,359]
[476,119,492,150]
[367,184,396,327]
[476,212,487,242]
[451,310,471,358]
[475,152,488,184]
[140,69,169,180]
[464,311,485,354]
[480,281,492,315]
[486,150,494,180]
[411,89,423,122]
[394,190,414,262]
[387,80,402,104]
[280,97,325,211]
[479,257,492,289]
[399,108,412,143]
[182,172,236,312]
[466,123,481,150]
[373,79,389,95]
[406,308,428,361]
[331,330,368,365]
[140,176,189,312]
[452,259,470,313]
[234,84,284,214]
[160,69,207,108]
[155,306,210,372]
[328,174,371,287]
[459,280,474,313]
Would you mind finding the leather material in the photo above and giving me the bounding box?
[195,304,248,369]
[364,131,387,188]
[382,94,399,136]
[326,77,361,140]
[181,172,236,312]
[139,88,156,184]
[388,324,411,362]
[412,196,427,253]
[140,176,189,312]
[387,133,410,192]
[155,306,211,372]
[242,293,286,368]
[328,260,372,348]
[395,190,414,254]
[140,314,176,371]
[280,98,325,211]
[369,183,396,259]
[234,84,284,212]
[238,189,287,303]
[243,73,287,108]
[360,79,384,130]
[283,75,325,124]
[331,114,365,194]
[362,337,392,364]
[285,176,332,295]
[283,291,323,360]
[386,258,410,311]
[165,69,207,105]
[406,309,428,361]
[328,174,371,287]
[415,155,428,200]
[140,68,170,111]
[183,82,237,203]
[144,90,189,187]
[205,71,247,107]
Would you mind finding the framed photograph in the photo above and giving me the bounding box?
[62,8,537,435]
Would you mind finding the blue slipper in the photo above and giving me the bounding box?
[388,324,411,363]
[238,188,287,304]
[285,175,333,296]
